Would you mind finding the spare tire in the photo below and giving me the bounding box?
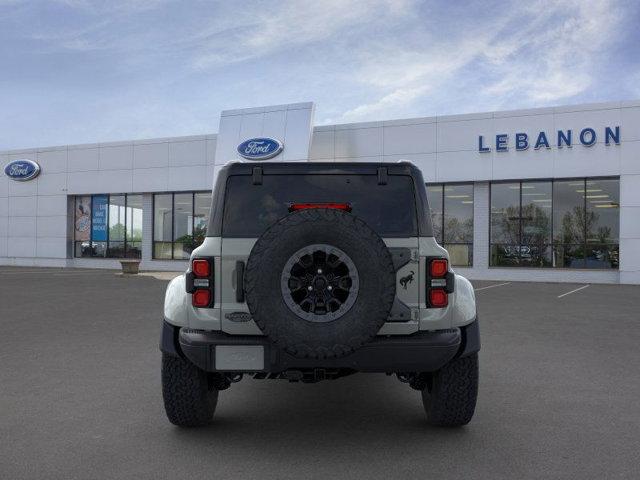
[244,208,396,359]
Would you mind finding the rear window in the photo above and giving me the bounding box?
[222,174,418,237]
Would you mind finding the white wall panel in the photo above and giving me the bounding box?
[37,172,67,195]
[8,196,37,216]
[214,113,243,165]
[0,198,7,217]
[239,112,265,140]
[0,172,7,197]
[99,144,133,170]
[8,178,37,196]
[37,215,67,237]
[282,106,315,161]
[620,107,640,142]
[620,174,640,206]
[97,169,133,193]
[620,206,640,238]
[8,216,36,237]
[309,130,334,160]
[7,237,36,257]
[67,171,102,195]
[383,123,436,155]
[334,127,382,158]
[262,110,287,142]
[36,149,67,173]
[169,140,206,167]
[133,167,169,192]
[36,237,67,258]
[134,142,169,169]
[167,166,208,191]
[206,138,217,164]
[68,147,99,172]
[553,142,620,178]
[620,140,640,175]
[437,151,492,182]
[619,238,640,271]
[37,195,67,217]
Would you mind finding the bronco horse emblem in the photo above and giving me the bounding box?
[399,271,414,290]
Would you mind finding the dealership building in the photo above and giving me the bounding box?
[1,100,639,284]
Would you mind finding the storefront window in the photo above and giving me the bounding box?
[173,193,193,260]
[426,185,443,243]
[520,181,552,267]
[153,194,172,259]
[152,191,212,260]
[491,178,619,269]
[73,194,143,259]
[427,183,473,266]
[126,195,143,258]
[108,195,125,257]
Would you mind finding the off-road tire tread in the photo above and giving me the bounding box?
[161,353,218,427]
[422,353,478,427]
[244,208,396,359]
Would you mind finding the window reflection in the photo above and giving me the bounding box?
[491,178,619,269]
[427,183,473,266]
[426,185,443,243]
[73,193,143,259]
[153,191,212,260]
[173,193,193,260]
[126,195,143,259]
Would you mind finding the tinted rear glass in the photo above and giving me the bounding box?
[222,174,418,237]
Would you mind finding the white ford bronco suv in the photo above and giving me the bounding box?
[161,161,479,427]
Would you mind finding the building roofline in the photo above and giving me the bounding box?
[2,98,638,154]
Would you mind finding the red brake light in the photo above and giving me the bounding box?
[289,203,352,212]
[430,259,448,278]
[192,289,211,307]
[192,259,210,277]
[429,288,448,308]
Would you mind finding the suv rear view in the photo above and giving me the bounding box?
[161,162,479,427]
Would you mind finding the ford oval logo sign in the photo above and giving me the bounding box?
[4,159,41,182]
[237,137,283,160]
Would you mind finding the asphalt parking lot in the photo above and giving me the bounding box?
[1,268,639,480]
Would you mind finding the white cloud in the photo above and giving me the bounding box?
[190,0,413,69]
[481,0,621,105]
[335,0,625,122]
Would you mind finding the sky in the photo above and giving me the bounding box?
[1,0,639,150]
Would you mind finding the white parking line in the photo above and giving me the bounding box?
[557,284,590,298]
[474,282,511,291]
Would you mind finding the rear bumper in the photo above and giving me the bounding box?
[161,319,479,374]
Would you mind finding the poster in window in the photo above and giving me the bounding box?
[91,195,108,242]
[74,196,91,241]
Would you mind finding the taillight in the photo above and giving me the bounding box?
[430,259,448,277]
[186,257,214,308]
[289,203,352,212]
[192,259,210,278]
[192,289,211,307]
[426,258,454,308]
[429,288,448,308]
